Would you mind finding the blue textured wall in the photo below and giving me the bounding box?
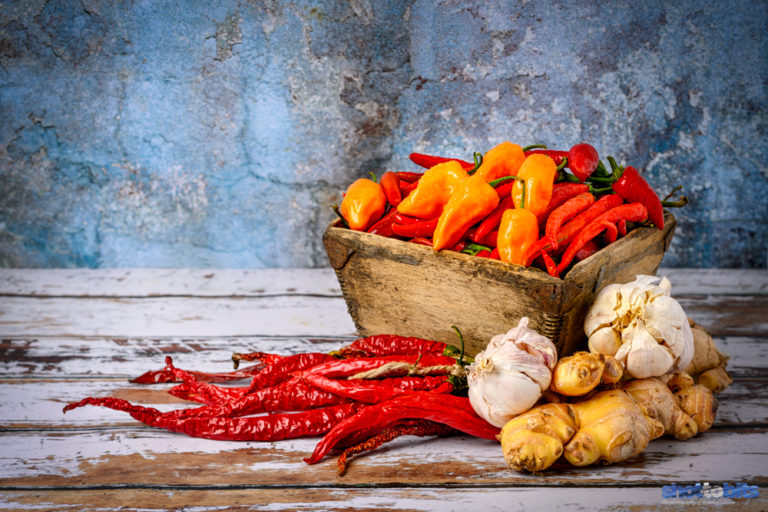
[1,1,766,268]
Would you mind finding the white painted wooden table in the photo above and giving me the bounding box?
[0,268,766,511]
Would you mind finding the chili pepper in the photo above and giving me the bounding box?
[473,141,526,182]
[397,161,468,219]
[379,172,402,207]
[168,381,243,405]
[408,237,433,247]
[304,393,500,464]
[366,208,398,237]
[611,166,664,229]
[339,178,387,231]
[400,180,418,196]
[391,217,439,238]
[566,143,600,181]
[335,334,451,359]
[304,354,458,380]
[472,196,515,244]
[301,373,453,404]
[661,185,689,208]
[493,178,515,200]
[512,154,558,220]
[130,362,265,384]
[556,203,648,275]
[432,175,500,251]
[231,351,285,369]
[392,212,420,224]
[497,208,539,265]
[540,250,558,277]
[541,182,590,221]
[475,249,492,258]
[574,239,601,262]
[396,171,423,183]
[408,152,475,171]
[617,219,627,237]
[243,352,338,393]
[545,192,595,249]
[64,396,363,442]
[524,149,567,166]
[336,420,456,476]
[489,247,500,259]
[523,193,624,266]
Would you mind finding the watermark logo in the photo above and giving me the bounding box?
[662,482,760,501]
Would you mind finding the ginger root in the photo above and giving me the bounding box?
[621,378,698,440]
[500,389,664,472]
[549,352,623,397]
[684,318,733,393]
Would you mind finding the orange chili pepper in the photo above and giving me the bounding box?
[496,209,539,265]
[396,161,468,219]
[473,141,526,183]
[432,175,500,251]
[511,154,557,221]
[339,178,387,231]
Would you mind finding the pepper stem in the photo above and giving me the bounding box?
[369,172,378,183]
[556,156,568,171]
[451,325,467,369]
[332,204,349,228]
[468,152,483,175]
[522,144,547,152]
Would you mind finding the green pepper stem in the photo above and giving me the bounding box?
[661,197,689,207]
[332,204,349,228]
[663,185,683,201]
[489,176,516,188]
[522,144,547,152]
[556,156,568,171]
[467,152,483,175]
[461,243,492,256]
[451,325,467,369]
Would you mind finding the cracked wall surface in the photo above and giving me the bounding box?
[0,0,766,268]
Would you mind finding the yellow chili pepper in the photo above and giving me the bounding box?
[473,141,526,183]
[432,174,500,251]
[339,178,387,231]
[511,153,557,220]
[497,208,539,265]
[396,160,468,219]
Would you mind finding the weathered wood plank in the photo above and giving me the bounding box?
[0,296,357,338]
[1,371,763,429]
[0,268,342,298]
[0,337,350,378]
[0,335,757,378]
[678,295,768,337]
[1,487,765,512]
[0,427,765,487]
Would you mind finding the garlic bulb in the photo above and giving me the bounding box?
[584,275,693,379]
[468,317,558,427]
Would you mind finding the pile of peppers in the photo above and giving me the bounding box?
[336,142,687,278]
[63,334,501,476]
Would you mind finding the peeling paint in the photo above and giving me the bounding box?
[0,1,766,268]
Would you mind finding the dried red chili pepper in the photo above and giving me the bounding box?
[301,373,453,404]
[130,362,265,384]
[304,354,458,380]
[391,217,439,238]
[379,172,402,207]
[408,152,475,171]
[545,192,595,249]
[336,420,456,476]
[64,397,363,442]
[335,334,451,359]
[611,166,664,229]
[556,203,648,275]
[304,393,500,464]
[168,381,243,405]
[231,351,284,369]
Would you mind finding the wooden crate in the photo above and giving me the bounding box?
[323,211,676,357]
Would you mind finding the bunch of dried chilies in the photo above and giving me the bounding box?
[335,142,688,278]
[64,333,500,476]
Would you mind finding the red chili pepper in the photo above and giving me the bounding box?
[303,354,458,380]
[392,217,439,238]
[396,171,423,183]
[489,247,500,259]
[574,239,601,262]
[540,250,558,277]
[408,237,433,247]
[556,203,648,274]
[617,219,627,237]
[336,335,450,358]
[451,240,467,252]
[612,166,664,229]
[408,153,475,171]
[493,179,515,200]
[337,420,456,476]
[130,363,265,384]
[301,373,453,404]
[524,193,624,266]
[168,381,243,405]
[475,249,492,258]
[231,351,285,369]
[541,182,590,222]
[545,192,595,249]
[472,196,514,244]
[393,212,419,224]
[400,180,418,196]
[567,143,600,181]
[379,172,402,206]
[304,393,500,464]
[366,209,399,237]
[64,396,363,442]
[524,149,567,166]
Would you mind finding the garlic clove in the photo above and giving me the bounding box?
[621,319,675,378]
[587,326,621,356]
[642,295,694,371]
